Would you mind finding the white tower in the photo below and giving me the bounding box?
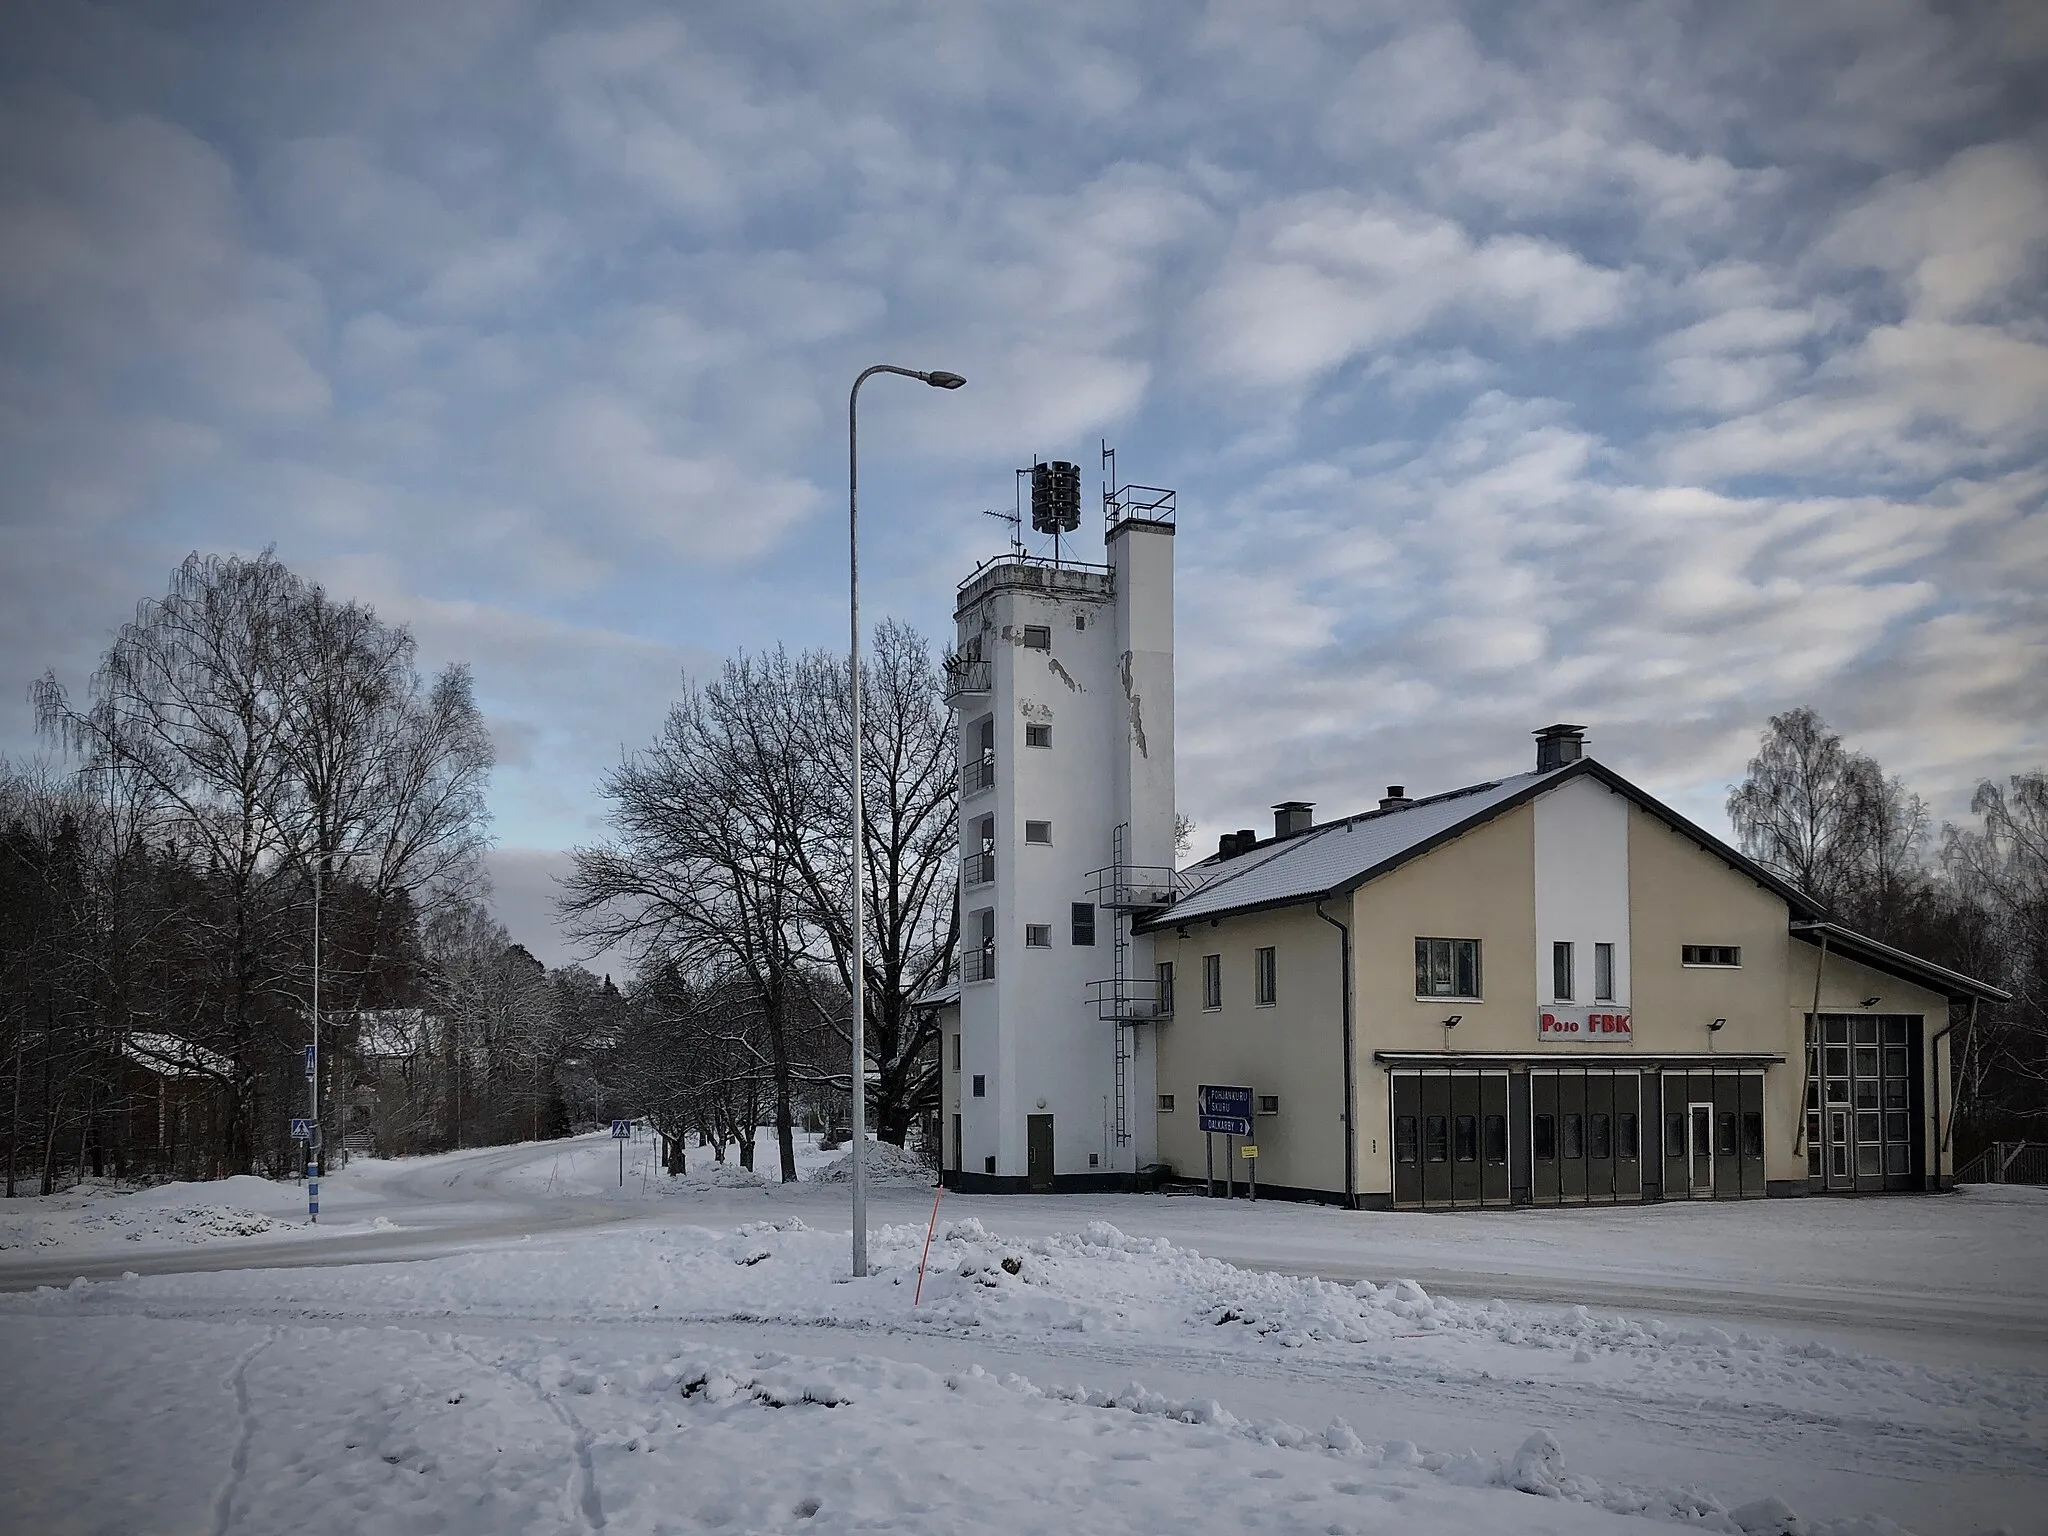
[947,452,1176,1189]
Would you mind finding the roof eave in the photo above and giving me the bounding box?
[1790,920,2010,1004]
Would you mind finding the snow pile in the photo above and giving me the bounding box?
[806,1138,934,1186]
[0,1198,287,1249]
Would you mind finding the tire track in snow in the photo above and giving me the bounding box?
[445,1336,606,1530]
[208,1325,277,1536]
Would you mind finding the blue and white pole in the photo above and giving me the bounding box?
[307,859,321,1224]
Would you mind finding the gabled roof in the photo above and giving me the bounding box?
[1138,755,2003,1006]
[1141,755,1827,931]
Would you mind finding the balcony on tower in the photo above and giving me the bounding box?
[942,655,992,708]
[1087,976,1169,1023]
[1085,862,1184,911]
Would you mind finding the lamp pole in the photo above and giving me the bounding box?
[847,363,964,1278]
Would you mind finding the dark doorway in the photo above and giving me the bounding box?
[1027,1114,1055,1190]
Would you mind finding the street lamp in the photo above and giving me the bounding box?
[847,363,964,1278]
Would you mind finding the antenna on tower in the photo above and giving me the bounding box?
[981,504,1022,557]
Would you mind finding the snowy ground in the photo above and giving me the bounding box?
[1,1132,2042,1535]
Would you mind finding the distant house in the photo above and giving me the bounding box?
[120,1032,233,1180]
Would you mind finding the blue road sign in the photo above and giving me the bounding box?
[1198,1083,1253,1137]
[290,1117,313,1140]
[610,1118,632,1140]
[303,1044,316,1081]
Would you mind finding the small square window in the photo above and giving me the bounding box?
[984,1155,996,1174]
[971,1074,986,1098]
[1415,937,1481,998]
[1025,820,1052,844]
[1088,1152,1099,1167]
[1257,1094,1279,1115]
[1025,723,1052,749]
[1021,624,1051,650]
[1202,953,1222,1010]
[1157,1094,1176,1112]
[1254,946,1277,1006]
[1074,614,1086,630]
[1024,924,1052,948]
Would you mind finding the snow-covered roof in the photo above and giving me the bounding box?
[354,1009,433,1058]
[1150,768,1567,927]
[123,1032,233,1079]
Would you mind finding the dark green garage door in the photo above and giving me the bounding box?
[1529,1069,1643,1205]
[1391,1069,1510,1209]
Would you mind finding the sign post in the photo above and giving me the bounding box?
[612,1118,631,1187]
[1242,1143,1258,1202]
[1198,1085,1253,1198]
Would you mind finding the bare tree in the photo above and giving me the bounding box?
[1945,774,2048,1125]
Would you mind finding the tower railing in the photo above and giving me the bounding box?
[1085,862,1181,910]
[961,752,996,797]
[962,850,994,887]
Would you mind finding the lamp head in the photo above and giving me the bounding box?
[1860,996,1881,1008]
[922,370,967,390]
[1709,1018,1726,1032]
[1442,1015,1462,1028]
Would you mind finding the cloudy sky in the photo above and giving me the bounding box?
[3,1,2044,968]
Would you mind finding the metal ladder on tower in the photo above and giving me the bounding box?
[1110,822,1133,1150]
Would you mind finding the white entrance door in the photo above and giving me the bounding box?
[1688,1103,1715,1196]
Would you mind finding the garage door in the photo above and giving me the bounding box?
[1391,1069,1510,1209]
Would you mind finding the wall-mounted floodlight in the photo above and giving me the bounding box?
[1709,1018,1726,1032]
[1442,1015,1462,1028]
[1860,997,1881,1008]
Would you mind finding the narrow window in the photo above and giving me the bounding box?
[1717,1111,1737,1156]
[1483,1114,1508,1164]
[1425,1115,1449,1162]
[1665,1113,1686,1159]
[1074,614,1086,630]
[1553,941,1574,1002]
[1021,624,1051,650]
[1202,953,1222,1010]
[1025,820,1052,844]
[1682,945,1741,967]
[1157,1094,1176,1112]
[1619,1112,1639,1159]
[1562,1113,1584,1161]
[1589,1113,1612,1160]
[1254,946,1277,1007]
[1155,961,1174,1017]
[1453,1115,1478,1163]
[1395,1115,1419,1165]
[1533,1114,1556,1161]
[950,1035,961,1071]
[1741,1111,1764,1158]
[984,1155,996,1174]
[1024,923,1052,948]
[971,1074,986,1099]
[1071,902,1096,946]
[1594,942,1615,1002]
[1025,723,1052,749]
[1257,1094,1279,1115]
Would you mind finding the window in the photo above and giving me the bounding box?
[1562,1113,1584,1160]
[984,1155,996,1174]
[1395,1115,1419,1165]
[1453,1115,1478,1162]
[1553,941,1574,1001]
[965,907,995,982]
[1415,937,1481,998]
[1025,723,1052,749]
[965,717,996,795]
[1533,1114,1556,1161]
[1483,1114,1508,1164]
[1741,1112,1764,1158]
[1074,614,1086,630]
[1589,1113,1612,1161]
[1257,1094,1280,1115]
[972,1074,986,1098]
[1717,1111,1737,1156]
[1071,902,1096,946]
[1157,1094,1176,1112]
[1682,945,1742,967]
[1594,943,1615,1002]
[1619,1112,1639,1160]
[1202,953,1222,1010]
[1665,1113,1686,1159]
[950,1035,961,1071]
[1021,624,1051,650]
[1024,924,1052,948]
[1025,820,1052,844]
[1156,961,1175,1018]
[1425,1115,1449,1162]
[1254,946,1277,1006]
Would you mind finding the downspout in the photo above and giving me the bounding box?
[1315,898,1357,1210]
[1796,927,1828,1159]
